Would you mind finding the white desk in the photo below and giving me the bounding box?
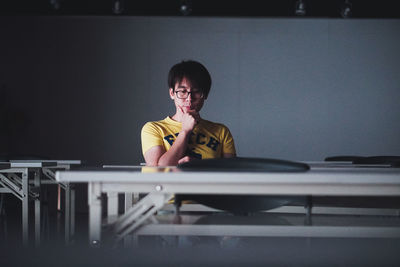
[0,161,57,245]
[56,163,400,246]
[0,163,12,191]
[29,160,82,244]
[0,160,81,245]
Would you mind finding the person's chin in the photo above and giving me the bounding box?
[182,105,192,111]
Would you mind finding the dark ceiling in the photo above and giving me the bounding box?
[1,0,399,18]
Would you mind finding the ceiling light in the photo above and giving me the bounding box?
[180,0,192,16]
[49,0,61,10]
[295,0,306,16]
[112,0,125,15]
[341,0,352,18]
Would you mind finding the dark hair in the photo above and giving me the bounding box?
[168,60,212,98]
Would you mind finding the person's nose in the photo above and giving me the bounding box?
[185,92,192,101]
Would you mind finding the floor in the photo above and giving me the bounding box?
[1,193,400,267]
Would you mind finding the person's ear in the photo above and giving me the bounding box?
[169,88,175,100]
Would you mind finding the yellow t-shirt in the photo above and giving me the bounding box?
[141,116,236,158]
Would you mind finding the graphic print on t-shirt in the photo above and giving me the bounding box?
[163,131,221,159]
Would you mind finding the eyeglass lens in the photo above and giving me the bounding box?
[175,90,203,99]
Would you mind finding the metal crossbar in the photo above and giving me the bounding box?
[114,193,173,243]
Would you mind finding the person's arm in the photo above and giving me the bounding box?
[221,125,236,158]
[143,145,165,166]
[144,108,199,166]
[144,130,192,166]
[156,128,192,166]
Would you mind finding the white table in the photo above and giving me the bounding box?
[0,160,81,245]
[0,161,57,245]
[56,162,400,246]
[31,160,82,244]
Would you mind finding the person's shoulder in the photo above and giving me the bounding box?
[142,118,166,130]
[200,119,230,130]
[142,117,177,131]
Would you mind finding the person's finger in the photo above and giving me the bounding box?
[188,110,200,122]
[178,156,191,164]
[187,109,199,117]
[179,106,186,114]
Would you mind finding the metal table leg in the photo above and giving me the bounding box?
[34,169,41,247]
[123,193,133,247]
[88,182,102,246]
[125,193,132,212]
[107,192,118,219]
[0,194,7,240]
[21,169,29,246]
[42,167,76,245]
[71,185,75,238]
[65,183,70,244]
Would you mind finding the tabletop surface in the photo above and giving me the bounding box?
[0,159,81,168]
[55,162,400,184]
[8,161,58,168]
[54,162,400,195]
[9,159,81,165]
[0,162,11,169]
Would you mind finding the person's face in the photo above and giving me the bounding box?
[169,77,205,112]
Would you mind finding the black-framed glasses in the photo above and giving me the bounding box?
[175,90,204,99]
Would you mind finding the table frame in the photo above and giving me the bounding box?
[0,160,80,246]
[56,164,400,246]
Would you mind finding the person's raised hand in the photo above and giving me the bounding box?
[179,106,199,133]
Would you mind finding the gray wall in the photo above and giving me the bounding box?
[1,16,399,165]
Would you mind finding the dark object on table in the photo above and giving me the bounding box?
[175,157,310,214]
